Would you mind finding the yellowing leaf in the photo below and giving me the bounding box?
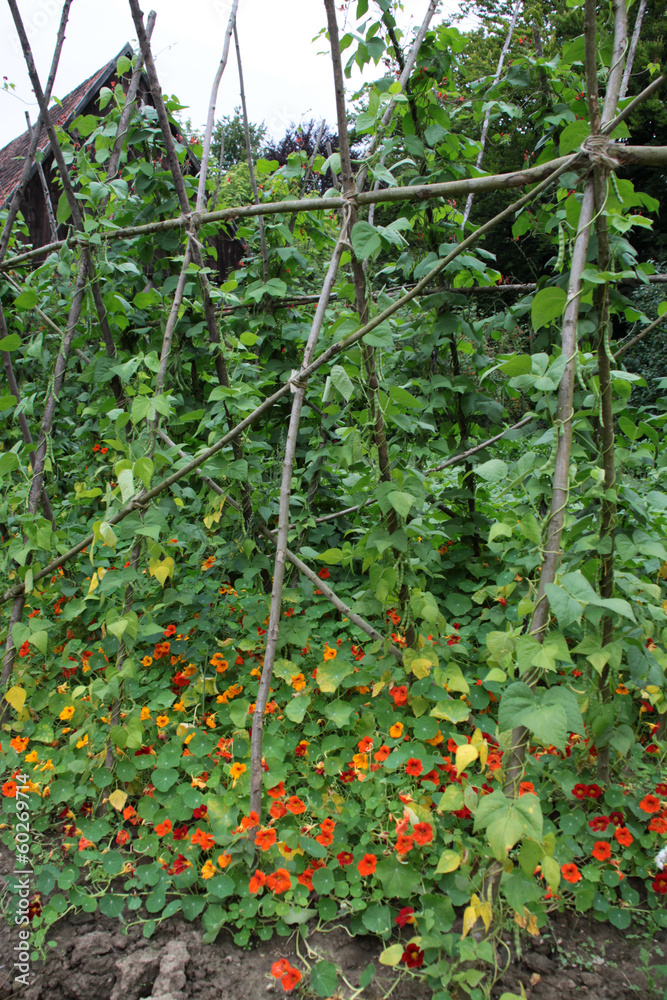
[410,657,433,679]
[149,556,174,587]
[435,849,461,874]
[461,903,478,938]
[87,571,100,595]
[5,686,26,713]
[278,841,304,859]
[456,742,479,775]
[514,908,539,936]
[478,899,493,932]
[108,789,127,811]
[379,943,404,967]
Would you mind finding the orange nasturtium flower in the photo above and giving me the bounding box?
[592,841,612,861]
[270,801,287,820]
[291,673,306,691]
[156,715,169,728]
[285,796,306,815]
[249,870,267,893]
[560,863,582,883]
[229,763,247,783]
[389,722,404,739]
[281,966,302,992]
[155,819,173,837]
[322,644,337,661]
[217,852,232,868]
[201,860,217,880]
[59,706,75,721]
[267,781,285,799]
[239,811,260,831]
[2,781,17,798]
[266,867,292,893]
[10,736,29,753]
[140,706,151,721]
[191,827,216,850]
[201,556,216,571]
[374,745,391,762]
[614,826,634,846]
[395,835,414,856]
[271,959,291,979]
[357,853,377,876]
[255,827,278,851]
[639,794,661,814]
[141,656,153,667]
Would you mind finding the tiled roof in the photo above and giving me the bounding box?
[0,44,133,206]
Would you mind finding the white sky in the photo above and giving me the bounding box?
[0,0,467,150]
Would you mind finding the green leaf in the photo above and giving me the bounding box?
[152,767,179,792]
[531,287,567,331]
[559,120,590,155]
[351,221,382,259]
[475,459,508,482]
[134,457,154,490]
[13,288,38,310]
[0,452,19,477]
[375,856,419,897]
[310,960,339,997]
[362,904,392,934]
[0,334,21,351]
[316,660,353,693]
[387,491,414,518]
[312,867,335,894]
[324,699,354,728]
[330,365,354,401]
[285,695,310,723]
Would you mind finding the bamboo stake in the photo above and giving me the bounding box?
[619,0,648,99]
[0,0,73,262]
[233,22,269,282]
[157,430,404,659]
[2,127,667,272]
[462,0,522,226]
[501,0,628,805]
[0,151,583,610]
[105,11,157,181]
[614,311,667,359]
[195,0,240,211]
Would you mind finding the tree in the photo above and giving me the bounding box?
[211,105,268,171]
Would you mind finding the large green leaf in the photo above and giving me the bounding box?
[531,287,567,330]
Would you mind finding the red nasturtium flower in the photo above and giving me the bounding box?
[589,816,610,833]
[413,822,433,846]
[395,906,416,927]
[519,782,535,796]
[608,811,624,826]
[267,781,285,799]
[285,796,306,815]
[337,851,354,866]
[270,801,288,820]
[317,567,330,579]
[405,758,423,777]
[357,853,377,876]
[648,816,667,833]
[389,685,408,706]
[592,841,612,861]
[561,863,582,883]
[116,830,130,846]
[586,784,603,799]
[281,966,302,992]
[655,783,667,796]
[271,959,291,979]
[614,826,634,847]
[402,943,424,969]
[652,872,667,895]
[571,784,588,800]
[639,794,661,814]
[240,811,260,830]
